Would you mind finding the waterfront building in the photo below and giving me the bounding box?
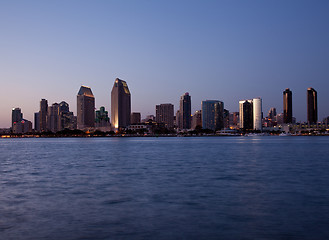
[95,106,110,128]
[131,112,141,125]
[268,107,277,119]
[47,103,60,133]
[224,109,230,129]
[111,78,131,129]
[307,88,317,124]
[229,112,239,129]
[12,108,23,129]
[34,112,40,131]
[77,86,95,130]
[239,100,253,130]
[40,99,48,131]
[283,88,293,124]
[179,92,191,130]
[156,104,174,129]
[175,110,180,128]
[59,101,76,130]
[201,100,224,130]
[13,119,32,134]
[253,98,262,131]
[191,110,202,130]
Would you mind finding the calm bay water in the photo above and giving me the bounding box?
[1,136,329,240]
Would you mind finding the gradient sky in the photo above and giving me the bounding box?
[1,0,329,128]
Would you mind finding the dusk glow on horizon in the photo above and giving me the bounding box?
[1,0,329,128]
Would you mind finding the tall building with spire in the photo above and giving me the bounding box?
[179,92,191,130]
[283,88,292,124]
[77,86,95,130]
[307,87,317,124]
[111,78,131,129]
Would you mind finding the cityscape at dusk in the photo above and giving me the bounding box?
[1,1,329,128]
[2,1,329,239]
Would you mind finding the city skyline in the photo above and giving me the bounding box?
[1,1,329,127]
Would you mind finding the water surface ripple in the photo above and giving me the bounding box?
[1,137,329,239]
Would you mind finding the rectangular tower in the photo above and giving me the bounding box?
[283,88,292,124]
[179,92,191,130]
[307,87,317,124]
[156,104,174,129]
[77,86,95,130]
[202,100,224,130]
[111,78,131,129]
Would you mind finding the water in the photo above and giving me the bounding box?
[1,136,329,240]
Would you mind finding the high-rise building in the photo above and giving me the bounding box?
[40,99,48,131]
[131,112,141,125]
[253,98,262,131]
[239,100,253,130]
[12,108,23,128]
[34,112,40,131]
[95,106,110,128]
[224,109,230,129]
[47,103,60,133]
[191,110,202,130]
[283,88,292,124]
[201,100,224,130]
[307,88,317,124]
[156,104,174,129]
[179,92,191,130]
[111,78,131,129]
[268,107,277,119]
[239,98,262,130]
[77,86,95,130]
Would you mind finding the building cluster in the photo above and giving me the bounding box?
[9,77,324,135]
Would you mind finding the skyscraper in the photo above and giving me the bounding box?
[179,92,191,130]
[156,104,174,129]
[191,110,202,130]
[239,100,253,130]
[111,78,131,129]
[202,100,224,130]
[283,88,292,124]
[47,103,60,133]
[253,98,262,131]
[77,86,95,130]
[239,98,262,130]
[39,99,48,131]
[12,108,23,128]
[307,87,317,124]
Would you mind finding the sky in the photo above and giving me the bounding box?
[1,0,329,128]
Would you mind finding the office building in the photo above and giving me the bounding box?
[239,100,253,130]
[111,78,131,129]
[13,119,32,134]
[239,98,262,130]
[12,108,23,129]
[267,108,277,119]
[77,86,95,129]
[283,88,292,124]
[191,110,202,130]
[253,98,262,131]
[179,92,191,129]
[34,112,40,131]
[40,99,48,131]
[307,88,317,124]
[156,104,174,129]
[95,106,110,128]
[131,112,141,125]
[201,100,224,130]
[47,103,60,133]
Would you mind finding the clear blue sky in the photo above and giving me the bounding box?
[1,0,328,127]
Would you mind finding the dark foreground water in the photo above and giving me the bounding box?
[1,136,329,240]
